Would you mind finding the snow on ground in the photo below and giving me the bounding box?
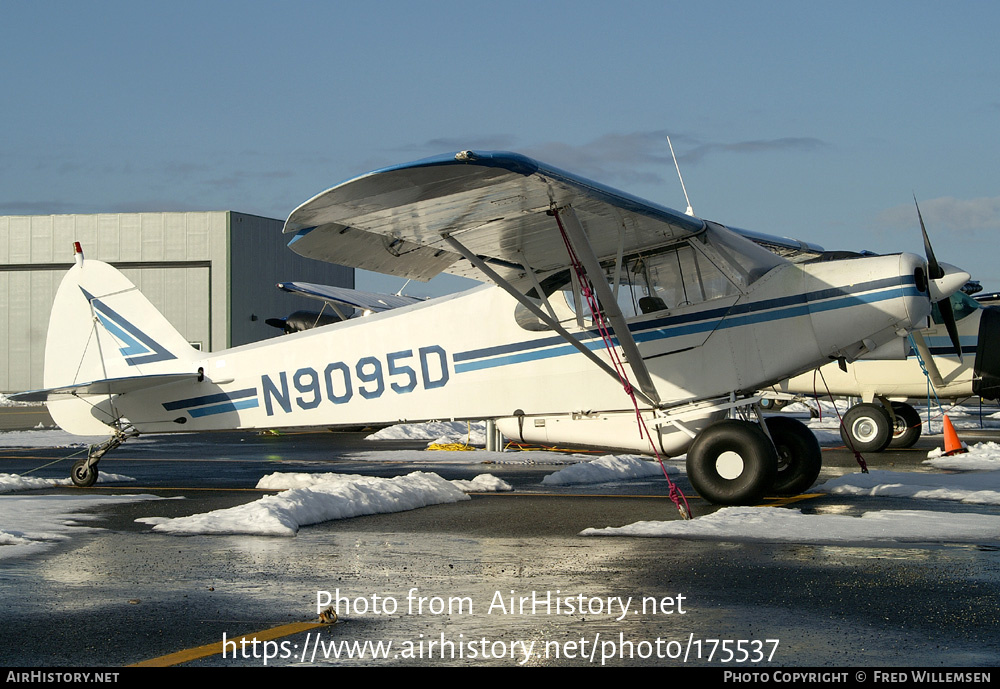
[542,454,677,485]
[0,472,135,493]
[367,421,487,446]
[340,448,585,465]
[7,418,1000,547]
[137,471,472,536]
[0,493,164,560]
[0,393,40,408]
[582,507,1000,543]
[925,441,1000,471]
[0,429,113,448]
[256,470,512,493]
[817,469,1000,506]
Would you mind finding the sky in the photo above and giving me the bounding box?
[2,1,998,295]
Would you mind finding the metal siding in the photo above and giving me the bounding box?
[123,266,211,351]
[227,212,355,347]
[6,272,31,389]
[52,216,79,260]
[0,212,350,390]
[98,214,121,261]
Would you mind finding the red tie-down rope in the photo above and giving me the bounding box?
[553,210,691,519]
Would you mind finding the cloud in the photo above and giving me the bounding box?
[529,133,828,188]
[0,200,84,214]
[876,196,1000,234]
[396,135,520,154]
[681,137,827,164]
[389,131,827,188]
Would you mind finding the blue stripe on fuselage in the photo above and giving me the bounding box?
[187,399,260,417]
[454,278,919,374]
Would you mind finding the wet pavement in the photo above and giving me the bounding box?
[1,427,998,668]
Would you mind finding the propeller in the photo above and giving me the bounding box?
[915,196,968,360]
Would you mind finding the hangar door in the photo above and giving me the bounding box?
[1,264,210,392]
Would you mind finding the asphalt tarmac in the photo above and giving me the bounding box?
[1,417,998,668]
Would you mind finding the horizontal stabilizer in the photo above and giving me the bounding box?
[10,373,200,402]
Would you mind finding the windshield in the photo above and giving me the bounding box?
[931,291,980,325]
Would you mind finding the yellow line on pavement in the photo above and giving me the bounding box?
[129,621,328,667]
[763,493,822,506]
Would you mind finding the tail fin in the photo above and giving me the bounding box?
[44,249,200,434]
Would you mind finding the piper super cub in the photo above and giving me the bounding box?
[17,151,969,506]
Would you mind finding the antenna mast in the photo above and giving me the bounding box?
[667,136,695,217]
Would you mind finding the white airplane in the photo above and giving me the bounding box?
[14,151,970,507]
[264,283,424,333]
[761,288,1000,452]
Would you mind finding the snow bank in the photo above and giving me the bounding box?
[925,441,1000,471]
[542,454,675,485]
[582,506,1000,543]
[366,421,487,445]
[139,471,471,536]
[0,472,135,493]
[816,469,1000,505]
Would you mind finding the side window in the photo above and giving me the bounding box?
[557,242,740,323]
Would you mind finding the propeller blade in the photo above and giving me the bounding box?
[915,195,963,360]
[915,195,944,279]
[938,295,964,361]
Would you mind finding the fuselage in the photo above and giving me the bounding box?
[773,290,986,402]
[108,252,930,438]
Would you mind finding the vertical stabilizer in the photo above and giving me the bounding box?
[44,256,199,434]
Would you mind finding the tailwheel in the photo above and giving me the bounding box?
[888,401,922,448]
[686,420,778,505]
[68,428,135,487]
[71,458,98,487]
[765,416,822,495]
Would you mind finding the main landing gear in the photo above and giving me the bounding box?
[685,410,822,505]
[839,399,921,452]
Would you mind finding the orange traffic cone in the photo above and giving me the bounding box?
[942,415,968,456]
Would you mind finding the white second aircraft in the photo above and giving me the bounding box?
[16,151,969,506]
[762,289,1000,452]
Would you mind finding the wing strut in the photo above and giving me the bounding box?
[439,234,659,408]
[553,206,662,406]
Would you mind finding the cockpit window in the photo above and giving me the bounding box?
[931,291,980,325]
[515,224,786,331]
[612,242,742,315]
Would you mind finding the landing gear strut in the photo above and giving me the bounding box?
[70,428,135,487]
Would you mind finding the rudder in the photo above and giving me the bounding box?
[44,248,200,434]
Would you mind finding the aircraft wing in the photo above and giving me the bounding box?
[276,282,423,312]
[284,151,824,285]
[283,151,709,288]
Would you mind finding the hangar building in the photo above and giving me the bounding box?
[1,211,353,392]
